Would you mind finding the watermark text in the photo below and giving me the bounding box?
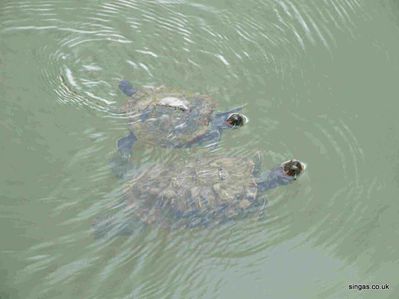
[348,284,389,291]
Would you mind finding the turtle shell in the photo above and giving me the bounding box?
[123,156,260,227]
[123,86,217,147]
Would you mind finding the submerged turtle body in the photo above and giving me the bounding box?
[124,156,264,227]
[94,157,306,237]
[113,81,248,167]
[122,86,217,148]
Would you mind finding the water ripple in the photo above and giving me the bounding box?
[1,0,374,298]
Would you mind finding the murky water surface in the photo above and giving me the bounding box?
[1,0,399,298]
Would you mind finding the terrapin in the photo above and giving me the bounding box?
[116,80,248,158]
[94,156,306,237]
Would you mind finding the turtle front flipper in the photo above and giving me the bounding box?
[119,80,137,96]
[117,131,137,159]
[187,128,222,149]
[109,131,137,179]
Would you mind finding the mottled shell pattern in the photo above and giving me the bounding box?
[123,156,260,227]
[123,86,217,148]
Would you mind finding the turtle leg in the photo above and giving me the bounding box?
[119,80,137,96]
[189,129,222,150]
[108,131,137,179]
[117,131,137,159]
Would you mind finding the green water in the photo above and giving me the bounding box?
[1,0,399,298]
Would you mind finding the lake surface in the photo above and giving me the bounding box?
[1,0,399,298]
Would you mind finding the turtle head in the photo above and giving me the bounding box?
[281,159,306,180]
[224,113,248,128]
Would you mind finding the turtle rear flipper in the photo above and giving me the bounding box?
[119,80,137,96]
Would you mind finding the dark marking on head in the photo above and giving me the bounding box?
[283,160,304,178]
[225,113,245,128]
